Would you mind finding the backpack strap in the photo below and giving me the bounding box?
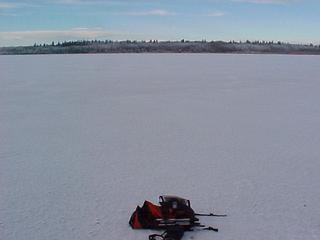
[149,226,185,240]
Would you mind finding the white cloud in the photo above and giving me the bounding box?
[0,2,17,9]
[49,0,134,5]
[0,12,17,16]
[53,0,101,4]
[0,28,116,40]
[55,0,82,3]
[0,28,127,46]
[0,27,173,46]
[119,9,176,16]
[0,0,129,8]
[205,11,226,17]
[232,0,294,4]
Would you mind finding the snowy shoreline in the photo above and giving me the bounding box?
[1,41,320,55]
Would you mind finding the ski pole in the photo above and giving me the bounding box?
[195,213,227,217]
[203,226,219,232]
[194,225,219,232]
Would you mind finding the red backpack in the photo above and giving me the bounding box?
[129,195,226,240]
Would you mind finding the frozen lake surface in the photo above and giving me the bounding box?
[1,54,320,240]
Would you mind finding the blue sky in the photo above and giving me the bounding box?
[0,0,319,46]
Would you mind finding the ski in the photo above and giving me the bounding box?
[156,218,193,222]
[195,212,227,217]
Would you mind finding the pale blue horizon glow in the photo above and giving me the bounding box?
[0,0,319,46]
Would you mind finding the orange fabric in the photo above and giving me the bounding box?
[145,201,162,218]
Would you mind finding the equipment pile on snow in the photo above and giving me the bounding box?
[129,195,226,240]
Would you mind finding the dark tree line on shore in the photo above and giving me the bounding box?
[1,39,320,55]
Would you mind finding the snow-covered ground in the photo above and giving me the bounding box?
[1,54,320,240]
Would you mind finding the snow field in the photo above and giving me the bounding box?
[1,54,320,240]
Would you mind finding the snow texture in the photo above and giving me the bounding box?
[1,54,320,240]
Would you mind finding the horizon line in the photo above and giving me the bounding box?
[1,39,319,48]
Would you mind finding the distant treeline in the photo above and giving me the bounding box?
[1,39,320,55]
